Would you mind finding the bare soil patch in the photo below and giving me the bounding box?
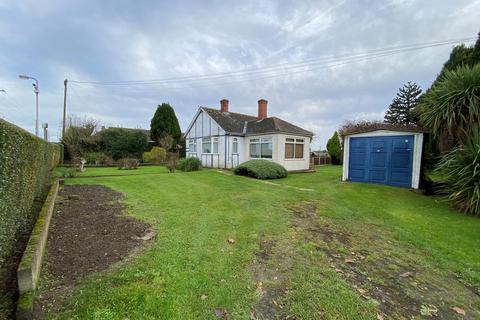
[34,184,150,318]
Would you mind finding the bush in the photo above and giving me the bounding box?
[166,152,179,173]
[101,128,148,160]
[95,152,114,165]
[178,157,202,172]
[142,147,166,164]
[234,160,287,179]
[117,158,140,170]
[56,167,77,178]
[436,127,480,215]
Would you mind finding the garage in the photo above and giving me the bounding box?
[342,129,424,189]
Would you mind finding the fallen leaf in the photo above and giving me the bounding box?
[344,258,355,264]
[335,268,344,273]
[357,288,367,295]
[255,281,264,296]
[214,308,228,318]
[272,299,283,309]
[400,271,412,278]
[250,309,258,320]
[201,294,208,300]
[227,238,235,244]
[452,307,466,316]
[376,314,384,320]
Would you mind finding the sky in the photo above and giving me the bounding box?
[0,0,478,148]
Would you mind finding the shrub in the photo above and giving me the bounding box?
[84,152,100,164]
[436,127,480,215]
[56,167,77,178]
[117,158,140,170]
[95,152,114,165]
[166,152,179,173]
[178,157,202,172]
[142,147,166,164]
[234,160,287,179]
[101,128,148,160]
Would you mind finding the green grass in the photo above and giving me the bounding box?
[44,165,480,319]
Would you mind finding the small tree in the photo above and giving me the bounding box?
[327,131,342,165]
[61,116,101,159]
[150,103,181,148]
[384,82,422,125]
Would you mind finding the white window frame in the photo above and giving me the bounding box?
[249,137,272,159]
[285,137,305,159]
[232,138,239,154]
[202,136,219,154]
[187,138,196,153]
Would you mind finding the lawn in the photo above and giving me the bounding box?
[44,165,480,319]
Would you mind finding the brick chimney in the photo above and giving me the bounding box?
[220,99,229,112]
[258,99,268,119]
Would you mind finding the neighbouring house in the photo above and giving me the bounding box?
[342,126,425,189]
[184,99,314,171]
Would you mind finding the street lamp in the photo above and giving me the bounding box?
[19,74,39,137]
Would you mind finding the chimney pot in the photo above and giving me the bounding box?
[220,99,229,112]
[258,99,268,119]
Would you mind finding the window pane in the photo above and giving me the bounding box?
[285,143,294,158]
[295,143,304,158]
[250,142,260,158]
[286,138,295,142]
[296,138,304,143]
[202,138,211,153]
[232,140,238,154]
[250,138,260,143]
[213,139,218,153]
[261,142,272,158]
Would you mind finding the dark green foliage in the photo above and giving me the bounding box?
[384,82,422,125]
[178,157,202,172]
[0,119,60,316]
[417,65,480,151]
[150,103,182,148]
[433,34,480,85]
[61,120,100,160]
[327,131,342,165]
[100,128,148,160]
[435,127,480,215]
[234,160,287,179]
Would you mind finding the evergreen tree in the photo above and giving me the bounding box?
[384,81,422,125]
[150,103,182,149]
[327,131,342,165]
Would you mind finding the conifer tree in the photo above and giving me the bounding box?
[384,82,422,125]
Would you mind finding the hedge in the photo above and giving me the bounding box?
[234,160,288,179]
[0,119,60,317]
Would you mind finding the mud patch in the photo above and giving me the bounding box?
[34,185,150,318]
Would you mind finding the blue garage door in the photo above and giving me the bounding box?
[348,135,414,188]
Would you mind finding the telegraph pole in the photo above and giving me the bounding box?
[62,79,68,139]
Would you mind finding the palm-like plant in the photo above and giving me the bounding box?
[417,65,480,150]
[436,127,480,215]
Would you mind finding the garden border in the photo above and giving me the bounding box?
[16,179,59,319]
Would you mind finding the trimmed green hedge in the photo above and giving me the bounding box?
[0,119,60,316]
[234,160,288,179]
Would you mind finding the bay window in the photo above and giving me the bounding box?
[285,138,304,159]
[249,138,272,159]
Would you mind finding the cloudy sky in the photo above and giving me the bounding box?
[0,0,478,148]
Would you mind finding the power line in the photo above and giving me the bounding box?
[69,37,475,86]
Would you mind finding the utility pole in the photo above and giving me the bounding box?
[62,78,68,139]
[19,74,40,137]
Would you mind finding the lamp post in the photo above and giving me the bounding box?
[19,74,39,137]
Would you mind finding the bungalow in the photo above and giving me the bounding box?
[184,99,313,171]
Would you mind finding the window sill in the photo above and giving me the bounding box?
[285,158,305,161]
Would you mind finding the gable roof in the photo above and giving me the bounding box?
[201,107,313,137]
